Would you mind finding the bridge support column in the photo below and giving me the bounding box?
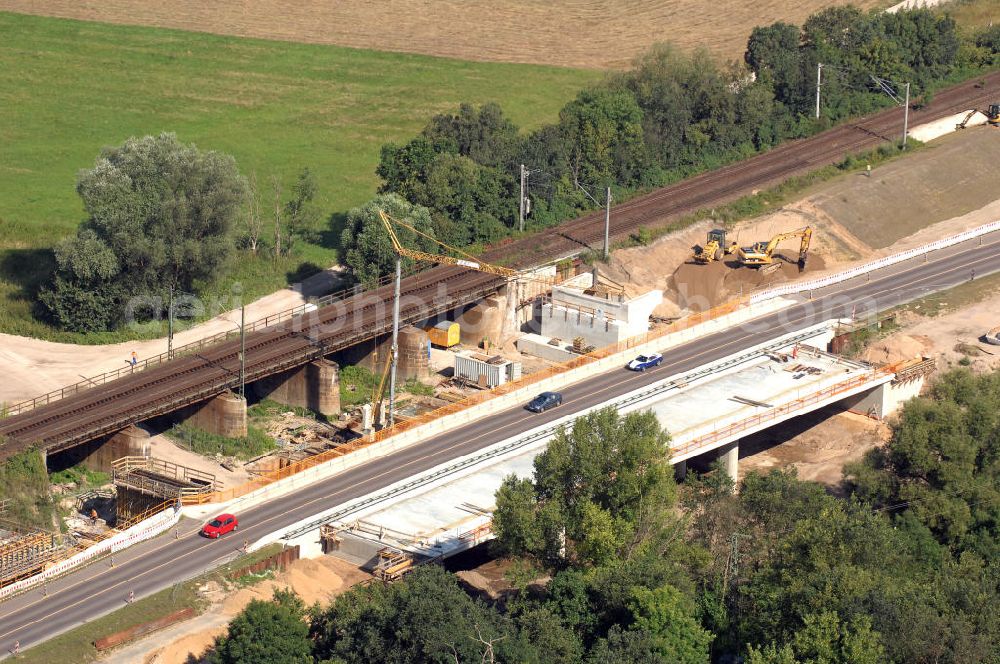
[184,391,247,438]
[718,440,739,490]
[455,295,506,348]
[252,359,340,417]
[674,459,688,483]
[81,425,150,474]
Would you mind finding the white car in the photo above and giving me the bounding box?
[627,353,663,371]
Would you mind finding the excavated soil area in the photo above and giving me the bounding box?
[603,126,1000,316]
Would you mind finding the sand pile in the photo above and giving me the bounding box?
[221,558,349,614]
[861,333,932,365]
[134,557,369,664]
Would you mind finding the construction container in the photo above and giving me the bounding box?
[426,321,460,348]
[454,351,522,389]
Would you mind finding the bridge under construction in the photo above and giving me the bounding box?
[0,70,997,461]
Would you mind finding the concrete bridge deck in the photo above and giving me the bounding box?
[277,319,917,562]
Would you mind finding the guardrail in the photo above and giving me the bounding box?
[749,220,1000,304]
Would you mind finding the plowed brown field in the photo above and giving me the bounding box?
[0,0,883,69]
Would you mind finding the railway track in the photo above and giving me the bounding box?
[491,70,1000,264]
[1,71,997,456]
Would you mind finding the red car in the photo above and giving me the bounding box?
[201,513,239,538]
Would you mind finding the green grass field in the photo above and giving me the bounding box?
[0,12,600,342]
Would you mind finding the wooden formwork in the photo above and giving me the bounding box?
[373,547,413,581]
[0,529,60,587]
[112,456,215,523]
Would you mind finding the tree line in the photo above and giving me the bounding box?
[204,367,1000,663]
[342,4,995,280]
[38,5,1000,331]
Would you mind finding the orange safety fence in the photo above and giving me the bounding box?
[183,296,751,506]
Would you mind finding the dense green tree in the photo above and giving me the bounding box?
[311,565,512,664]
[558,88,654,188]
[494,407,676,566]
[376,103,520,246]
[421,153,513,246]
[847,369,1000,556]
[747,612,885,664]
[510,606,584,664]
[339,193,439,286]
[628,584,712,663]
[422,102,523,172]
[209,589,311,664]
[587,626,666,664]
[493,476,544,556]
[745,23,804,112]
[39,132,246,331]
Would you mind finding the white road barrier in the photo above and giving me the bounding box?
[749,220,1000,304]
[0,504,182,601]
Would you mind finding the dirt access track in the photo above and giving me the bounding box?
[0,0,882,69]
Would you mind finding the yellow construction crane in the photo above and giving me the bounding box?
[378,210,520,279]
[693,229,738,264]
[737,227,812,273]
[369,349,393,428]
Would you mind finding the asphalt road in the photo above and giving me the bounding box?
[1,234,999,656]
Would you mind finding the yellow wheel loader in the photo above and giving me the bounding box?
[693,229,737,264]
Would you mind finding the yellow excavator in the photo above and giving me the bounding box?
[959,104,1000,129]
[693,229,738,264]
[737,227,812,274]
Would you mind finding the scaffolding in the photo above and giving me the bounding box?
[112,457,216,523]
[0,528,63,587]
[892,357,936,384]
[373,547,414,582]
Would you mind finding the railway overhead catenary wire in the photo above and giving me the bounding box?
[0,70,997,457]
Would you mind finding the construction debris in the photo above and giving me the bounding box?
[985,325,1000,346]
[730,395,775,408]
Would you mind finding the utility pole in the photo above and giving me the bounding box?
[239,304,246,400]
[603,186,611,260]
[387,258,401,428]
[167,285,174,360]
[815,63,823,119]
[518,164,526,233]
[901,82,910,149]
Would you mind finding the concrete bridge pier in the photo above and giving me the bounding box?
[183,391,247,438]
[718,440,739,488]
[252,358,341,417]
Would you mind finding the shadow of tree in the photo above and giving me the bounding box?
[0,247,55,318]
[286,261,324,285]
[320,211,347,250]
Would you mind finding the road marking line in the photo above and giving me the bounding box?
[3,244,998,639]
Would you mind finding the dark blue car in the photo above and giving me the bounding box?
[526,391,563,413]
